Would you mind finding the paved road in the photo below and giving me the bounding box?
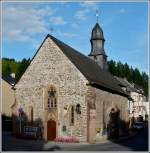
[62,127,148,151]
[62,129,148,151]
[2,127,148,151]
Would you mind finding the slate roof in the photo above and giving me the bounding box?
[91,23,105,40]
[115,76,137,92]
[133,84,144,94]
[89,23,106,56]
[49,35,129,97]
[115,76,145,95]
[2,74,16,86]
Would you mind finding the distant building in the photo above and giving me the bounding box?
[12,21,130,143]
[131,84,148,120]
[2,73,16,117]
[115,77,148,121]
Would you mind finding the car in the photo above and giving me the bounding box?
[133,122,145,131]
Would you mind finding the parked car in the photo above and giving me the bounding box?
[133,122,144,131]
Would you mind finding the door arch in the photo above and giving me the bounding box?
[47,119,56,141]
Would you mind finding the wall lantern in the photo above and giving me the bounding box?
[76,104,81,114]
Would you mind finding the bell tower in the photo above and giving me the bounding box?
[88,11,108,71]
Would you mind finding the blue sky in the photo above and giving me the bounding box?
[2,1,148,73]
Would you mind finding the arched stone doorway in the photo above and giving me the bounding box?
[47,119,56,140]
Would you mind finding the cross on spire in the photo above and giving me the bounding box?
[96,9,99,23]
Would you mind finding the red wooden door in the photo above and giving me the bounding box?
[47,120,56,141]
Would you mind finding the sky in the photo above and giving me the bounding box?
[2,1,148,73]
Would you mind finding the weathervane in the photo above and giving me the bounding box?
[96,9,99,23]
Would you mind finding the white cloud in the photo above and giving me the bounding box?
[50,16,67,25]
[79,1,98,10]
[75,9,90,21]
[75,2,98,21]
[2,6,53,43]
[8,29,31,42]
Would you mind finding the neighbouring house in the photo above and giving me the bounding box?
[115,77,148,121]
[131,84,148,121]
[12,21,130,143]
[2,73,16,117]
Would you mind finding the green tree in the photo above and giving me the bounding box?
[3,63,11,75]
[107,60,148,96]
[15,58,30,81]
[108,60,117,75]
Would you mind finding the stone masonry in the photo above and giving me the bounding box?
[12,36,129,143]
[14,37,89,142]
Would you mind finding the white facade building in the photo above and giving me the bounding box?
[115,77,148,120]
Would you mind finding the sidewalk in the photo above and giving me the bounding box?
[43,141,89,150]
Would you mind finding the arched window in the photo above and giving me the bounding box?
[48,86,57,108]
[70,106,74,126]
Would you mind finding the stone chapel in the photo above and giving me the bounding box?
[12,21,130,143]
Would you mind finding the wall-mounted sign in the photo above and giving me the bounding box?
[18,106,24,113]
[96,128,101,133]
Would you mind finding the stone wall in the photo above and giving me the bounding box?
[86,86,129,137]
[15,37,89,141]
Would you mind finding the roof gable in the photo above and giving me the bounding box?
[49,35,128,96]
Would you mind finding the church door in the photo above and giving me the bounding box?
[47,120,56,141]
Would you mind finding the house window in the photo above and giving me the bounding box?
[70,106,74,126]
[48,87,57,108]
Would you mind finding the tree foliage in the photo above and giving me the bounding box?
[108,60,148,96]
[15,58,30,81]
[2,57,30,81]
